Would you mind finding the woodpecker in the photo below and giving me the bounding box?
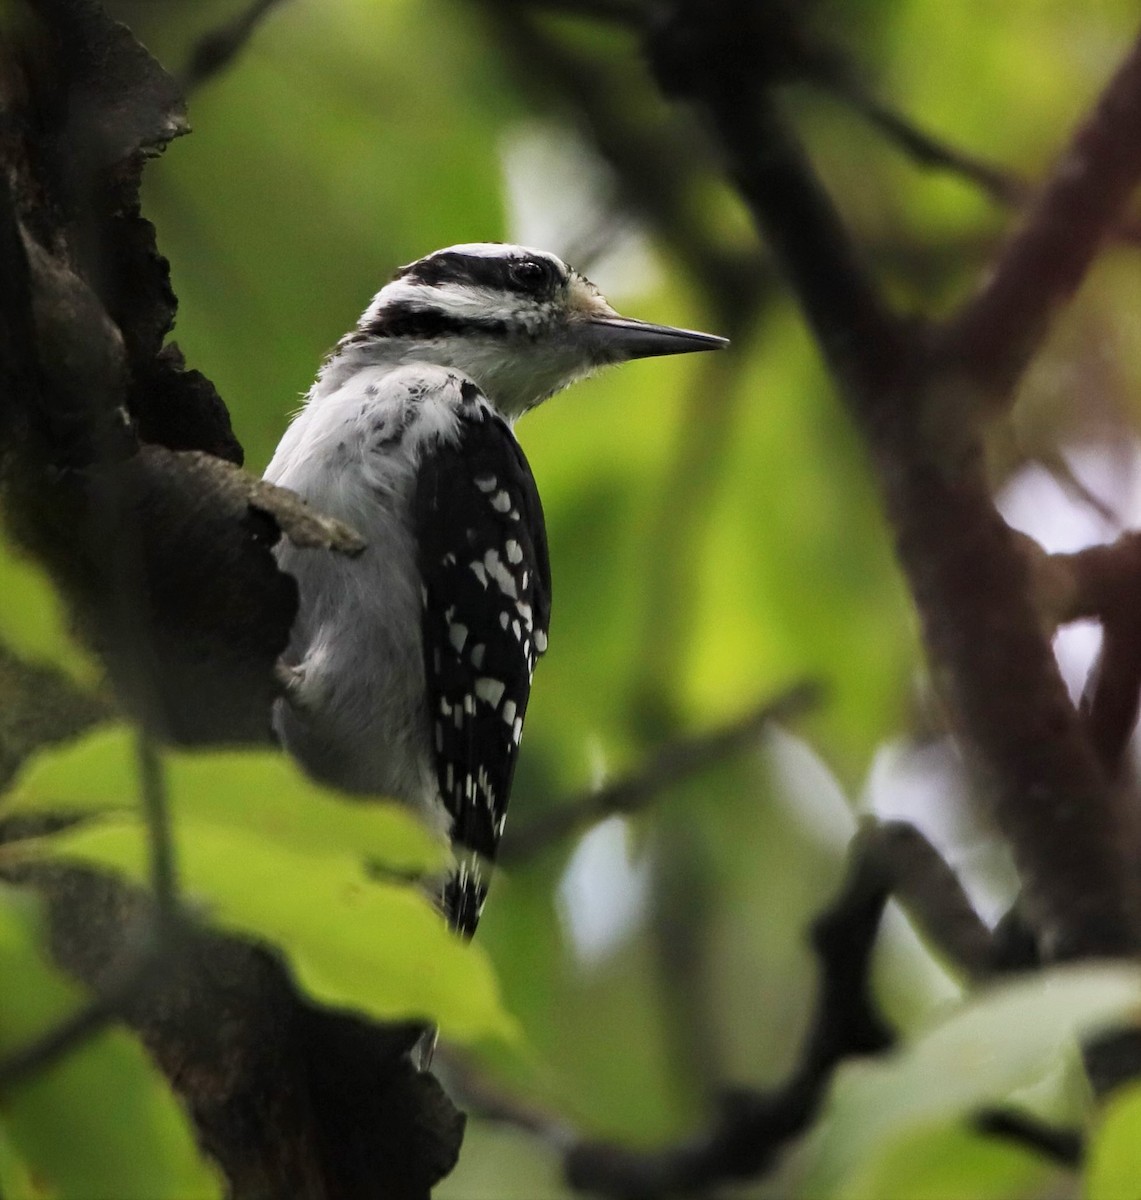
[265,243,727,936]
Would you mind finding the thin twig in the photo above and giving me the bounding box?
[135,729,177,923]
[0,911,166,1091]
[477,0,771,327]
[973,1107,1084,1168]
[0,993,121,1090]
[452,824,898,1198]
[180,0,291,92]
[859,821,997,980]
[501,680,821,863]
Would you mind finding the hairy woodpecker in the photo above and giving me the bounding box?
[265,243,727,936]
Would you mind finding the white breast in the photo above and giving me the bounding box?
[264,364,470,833]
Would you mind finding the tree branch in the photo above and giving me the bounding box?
[501,681,821,863]
[973,1107,1083,1168]
[1037,533,1141,776]
[457,824,898,1197]
[646,0,1141,962]
[180,0,291,92]
[939,22,1141,405]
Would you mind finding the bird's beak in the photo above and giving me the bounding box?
[586,316,729,361]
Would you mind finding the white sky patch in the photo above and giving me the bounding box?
[768,727,962,1010]
[499,121,660,301]
[996,441,1141,701]
[764,725,858,852]
[557,816,651,968]
[865,737,1020,928]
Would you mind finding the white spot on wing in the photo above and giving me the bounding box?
[449,623,468,652]
[502,699,517,726]
[470,561,488,587]
[475,474,497,493]
[491,491,512,513]
[505,539,523,564]
[475,677,506,708]
[470,643,486,669]
[535,629,548,653]
[483,549,518,599]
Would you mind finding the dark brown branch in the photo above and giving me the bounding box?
[458,825,898,1198]
[501,681,821,863]
[561,822,897,1195]
[647,1,1141,962]
[940,23,1141,404]
[180,0,291,92]
[857,821,996,979]
[1042,534,1141,775]
[478,0,770,330]
[1051,532,1141,624]
[647,6,909,401]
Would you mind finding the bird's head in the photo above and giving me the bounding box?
[320,243,728,419]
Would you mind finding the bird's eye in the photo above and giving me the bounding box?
[508,259,552,292]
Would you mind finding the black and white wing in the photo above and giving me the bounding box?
[414,398,552,936]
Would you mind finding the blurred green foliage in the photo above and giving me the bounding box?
[1086,1080,1141,1199]
[3,0,1141,1195]
[0,884,220,1199]
[7,728,513,1044]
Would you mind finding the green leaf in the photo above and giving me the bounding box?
[805,964,1141,1197]
[6,725,448,876]
[835,1121,1054,1200]
[31,818,516,1045]
[0,538,98,686]
[0,1119,41,1200]
[0,884,220,1199]
[1086,1081,1141,1200]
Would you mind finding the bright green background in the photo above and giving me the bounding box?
[4,1,1141,1195]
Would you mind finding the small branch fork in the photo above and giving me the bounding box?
[502,680,820,863]
[458,823,1082,1197]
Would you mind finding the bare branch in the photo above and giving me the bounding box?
[973,1108,1083,1168]
[859,821,996,980]
[1038,534,1141,775]
[939,22,1141,405]
[180,0,291,92]
[0,993,119,1090]
[501,681,821,863]
[644,0,1141,962]
[457,824,898,1197]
